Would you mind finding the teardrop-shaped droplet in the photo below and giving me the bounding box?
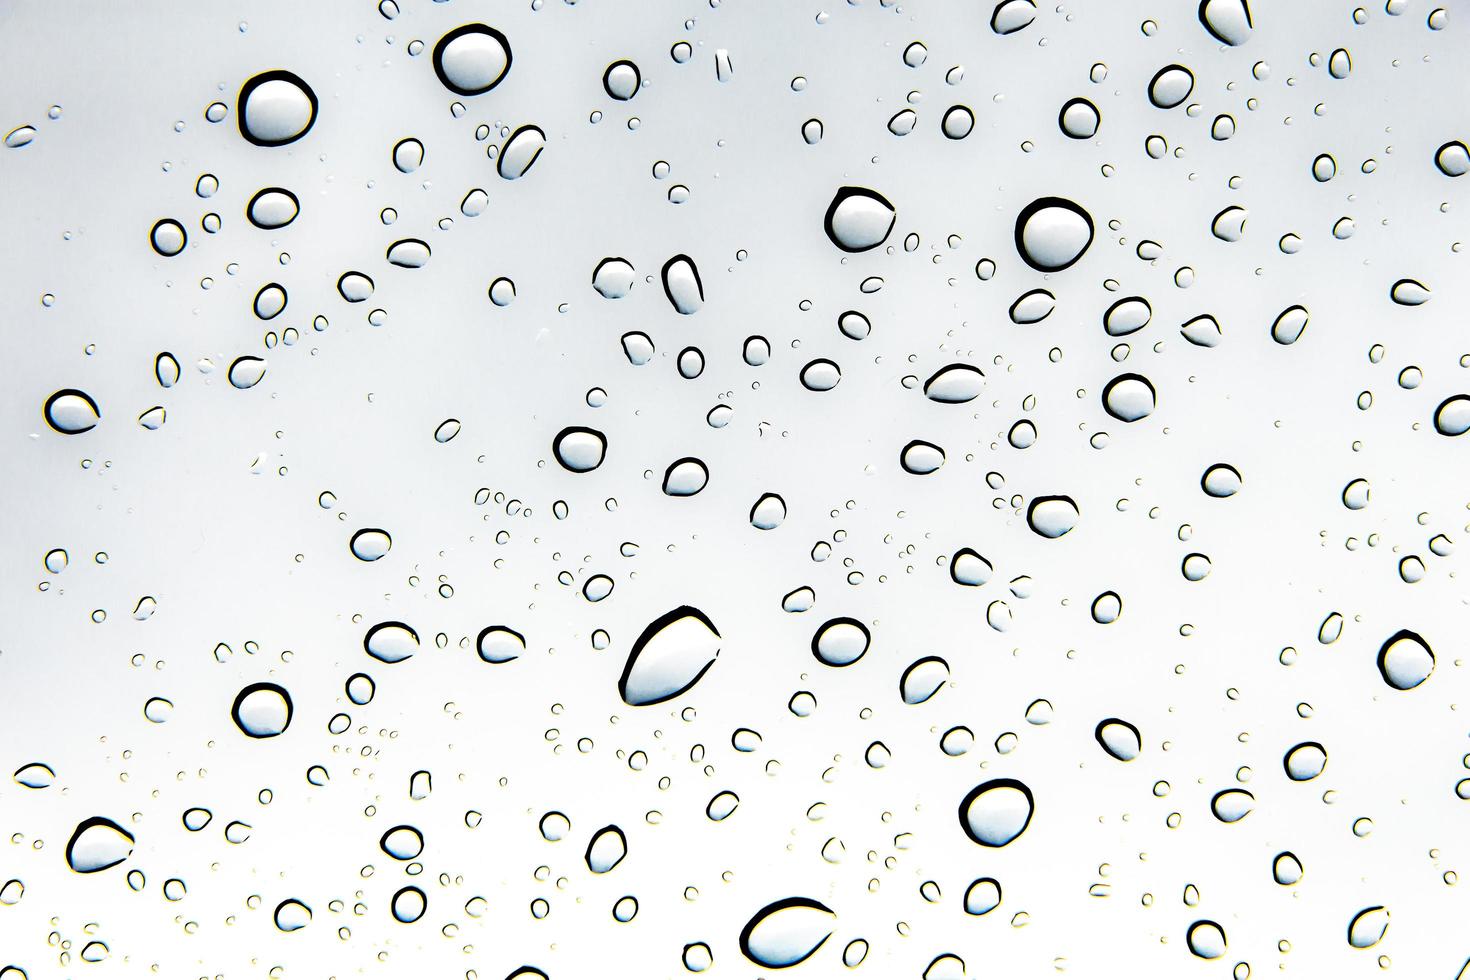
[1198,0,1253,45]
[661,254,704,314]
[1347,906,1389,949]
[1271,305,1309,345]
[227,356,267,389]
[959,778,1034,847]
[1390,278,1430,306]
[899,656,949,704]
[923,364,984,403]
[364,621,419,664]
[14,763,55,788]
[1009,288,1056,324]
[1273,851,1304,885]
[619,606,721,705]
[1210,788,1254,823]
[585,825,627,873]
[1211,206,1248,241]
[476,625,525,664]
[1180,314,1223,347]
[43,389,100,434]
[65,817,135,874]
[739,898,836,969]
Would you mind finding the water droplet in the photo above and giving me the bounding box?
[661,254,705,314]
[364,621,419,664]
[228,356,267,389]
[150,218,187,256]
[812,617,870,667]
[65,817,135,874]
[662,457,709,496]
[43,389,100,434]
[237,70,318,147]
[433,24,512,95]
[1348,906,1389,948]
[1059,98,1100,138]
[1198,0,1253,45]
[1187,920,1228,959]
[899,656,949,704]
[739,898,836,968]
[1015,198,1093,272]
[824,187,897,253]
[959,778,1034,847]
[603,60,641,100]
[247,188,299,229]
[498,125,546,179]
[1148,65,1196,109]
[1027,496,1079,538]
[553,426,608,472]
[1377,630,1433,690]
[1095,719,1141,761]
[585,825,627,873]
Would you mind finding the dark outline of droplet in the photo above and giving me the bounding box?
[1435,140,1469,177]
[1026,495,1079,539]
[475,625,526,664]
[738,897,836,968]
[391,137,424,174]
[1094,718,1141,761]
[345,672,375,705]
[1008,288,1056,324]
[386,238,431,268]
[584,824,628,873]
[1101,373,1157,423]
[941,725,973,755]
[1389,278,1430,306]
[799,358,842,391]
[155,352,180,388]
[236,69,319,147]
[923,363,984,403]
[536,811,573,844]
[941,104,975,140]
[989,0,1037,35]
[1376,629,1434,690]
[1197,0,1252,45]
[1186,918,1228,958]
[1348,907,1388,948]
[1090,591,1122,624]
[677,346,706,380]
[661,456,709,496]
[43,388,101,435]
[504,967,549,980]
[781,586,814,611]
[227,356,268,390]
[432,24,512,96]
[660,254,705,313]
[337,271,374,302]
[621,331,655,363]
[742,335,771,365]
[1201,463,1242,497]
[823,186,897,253]
[1272,851,1302,884]
[958,777,1035,847]
[899,656,949,705]
[1434,395,1470,436]
[581,574,614,602]
[618,605,721,706]
[1211,205,1248,241]
[837,309,871,340]
[591,256,634,298]
[245,187,299,229]
[1057,97,1100,139]
[65,816,135,874]
[705,791,740,821]
[497,124,545,180]
[962,877,1002,915]
[948,548,991,586]
[1270,305,1310,345]
[899,439,946,475]
[1147,64,1196,109]
[346,528,391,562]
[1210,788,1254,822]
[363,621,419,664]
[1283,741,1327,781]
[273,898,313,932]
[602,59,641,100]
[230,682,294,739]
[379,824,424,860]
[390,884,427,923]
[253,283,287,321]
[749,493,786,529]
[923,954,967,980]
[149,218,187,256]
[551,425,608,473]
[810,616,871,667]
[1014,196,1094,272]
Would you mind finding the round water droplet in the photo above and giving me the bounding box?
[1187,920,1228,959]
[1433,395,1470,436]
[433,24,512,95]
[349,528,392,561]
[237,70,318,147]
[750,493,786,530]
[1377,630,1433,690]
[392,885,427,923]
[150,218,187,256]
[900,440,945,475]
[959,778,1034,847]
[1148,65,1195,108]
[1273,851,1304,885]
[275,899,312,931]
[824,187,897,253]
[799,359,841,391]
[1027,496,1079,538]
[553,426,607,472]
[1201,464,1242,497]
[1284,742,1327,780]
[1211,788,1254,822]
[662,457,709,496]
[1102,374,1156,422]
[1096,719,1141,761]
[392,137,424,174]
[593,257,636,299]
[1435,140,1469,177]
[585,825,627,873]
[246,188,299,229]
[603,60,640,100]
[1015,198,1093,272]
[812,617,870,667]
[1198,0,1253,45]
[231,682,292,738]
[1058,98,1100,138]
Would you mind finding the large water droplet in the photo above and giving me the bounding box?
[43,389,100,434]
[619,606,721,705]
[364,621,419,664]
[237,70,318,147]
[812,617,870,667]
[824,187,896,253]
[739,898,836,968]
[1377,629,1433,690]
[1014,198,1093,272]
[65,817,134,874]
[433,25,512,95]
[959,778,1034,847]
[231,682,293,738]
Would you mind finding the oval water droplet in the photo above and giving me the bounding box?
[585,825,627,873]
[1027,496,1079,538]
[662,457,709,496]
[552,426,608,472]
[824,187,897,253]
[498,125,545,179]
[812,617,870,667]
[43,389,100,434]
[619,606,721,706]
[433,24,512,95]
[661,254,704,314]
[1377,629,1433,690]
[1095,719,1141,761]
[900,440,945,475]
[231,682,292,738]
[364,621,419,664]
[959,778,1034,847]
[237,70,318,146]
[1015,198,1093,272]
[739,898,836,968]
